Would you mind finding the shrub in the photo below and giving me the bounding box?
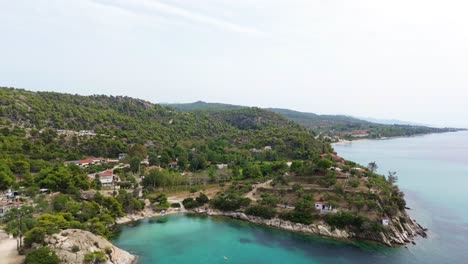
[24,227,47,247]
[182,198,199,209]
[84,251,108,263]
[210,195,251,211]
[245,205,276,219]
[26,247,60,264]
[325,212,365,229]
[71,245,80,253]
[171,203,181,208]
[196,193,209,204]
[279,211,315,225]
[348,179,360,188]
[104,246,112,254]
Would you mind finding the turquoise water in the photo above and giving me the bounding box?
[113,131,468,264]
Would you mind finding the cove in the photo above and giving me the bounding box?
[112,131,468,264]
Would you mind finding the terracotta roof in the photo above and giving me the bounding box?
[100,170,114,177]
[146,165,162,172]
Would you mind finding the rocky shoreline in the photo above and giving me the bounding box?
[43,229,137,264]
[195,209,427,247]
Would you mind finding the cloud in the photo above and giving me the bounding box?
[91,0,266,36]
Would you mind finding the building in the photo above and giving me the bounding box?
[264,146,272,151]
[320,153,343,161]
[216,164,228,170]
[168,162,178,169]
[88,170,119,189]
[65,157,106,168]
[0,201,23,218]
[146,165,163,173]
[354,167,367,173]
[118,153,127,160]
[382,216,390,226]
[314,202,334,213]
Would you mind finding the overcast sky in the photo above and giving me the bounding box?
[1,0,467,127]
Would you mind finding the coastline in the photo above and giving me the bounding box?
[331,130,465,146]
[115,207,426,248]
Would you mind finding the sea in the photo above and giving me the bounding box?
[112,131,468,264]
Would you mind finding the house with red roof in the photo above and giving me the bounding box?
[146,165,163,173]
[88,169,119,189]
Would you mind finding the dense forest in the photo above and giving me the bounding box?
[168,101,462,138]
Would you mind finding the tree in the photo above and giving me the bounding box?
[316,158,333,171]
[387,171,398,185]
[368,162,378,173]
[243,164,262,179]
[0,163,15,191]
[130,156,141,174]
[128,144,147,160]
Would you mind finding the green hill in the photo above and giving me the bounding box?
[0,87,327,160]
[167,101,461,139]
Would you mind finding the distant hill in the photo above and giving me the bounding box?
[167,101,462,139]
[356,116,431,126]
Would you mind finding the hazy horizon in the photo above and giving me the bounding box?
[1,1,468,127]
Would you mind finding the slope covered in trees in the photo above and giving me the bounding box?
[167,101,462,138]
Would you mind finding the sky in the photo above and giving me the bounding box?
[1,0,467,127]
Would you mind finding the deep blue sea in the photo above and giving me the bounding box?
[113,131,468,264]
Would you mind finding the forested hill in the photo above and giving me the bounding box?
[167,102,462,139]
[0,87,327,160]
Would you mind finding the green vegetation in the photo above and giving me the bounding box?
[84,251,107,263]
[168,101,462,139]
[25,247,60,264]
[0,88,422,249]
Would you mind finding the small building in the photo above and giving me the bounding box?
[249,148,263,154]
[216,164,228,170]
[118,153,127,160]
[382,216,390,226]
[354,167,366,173]
[264,146,272,151]
[146,165,163,173]
[0,201,23,218]
[315,202,334,212]
[88,170,119,189]
[168,162,178,169]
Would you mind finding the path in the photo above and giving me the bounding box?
[245,180,273,201]
[0,230,24,264]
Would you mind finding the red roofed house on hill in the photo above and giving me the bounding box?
[88,170,119,189]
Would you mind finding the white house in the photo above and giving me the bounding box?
[382,216,390,226]
[315,202,334,212]
[216,164,228,170]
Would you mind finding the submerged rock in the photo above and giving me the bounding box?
[44,229,136,264]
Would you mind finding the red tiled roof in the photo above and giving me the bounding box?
[100,170,114,177]
[79,159,94,164]
[146,165,162,172]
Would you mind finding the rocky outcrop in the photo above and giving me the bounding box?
[202,210,350,240]
[44,229,136,264]
[199,209,426,247]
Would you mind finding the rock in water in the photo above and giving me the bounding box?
[44,229,136,264]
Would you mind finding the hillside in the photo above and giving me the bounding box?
[0,87,426,254]
[167,101,462,139]
[0,87,327,160]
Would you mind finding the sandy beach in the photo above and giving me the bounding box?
[0,230,24,264]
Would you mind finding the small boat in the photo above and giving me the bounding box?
[224,256,228,260]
